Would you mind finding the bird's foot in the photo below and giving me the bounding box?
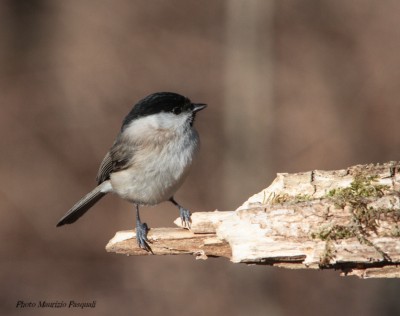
[179,207,192,229]
[136,221,153,253]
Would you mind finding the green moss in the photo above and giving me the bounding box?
[319,240,334,267]
[312,225,354,241]
[314,173,393,261]
[327,174,390,232]
[294,194,313,202]
[328,175,388,207]
[270,193,313,205]
[270,193,290,204]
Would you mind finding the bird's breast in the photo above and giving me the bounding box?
[110,129,199,205]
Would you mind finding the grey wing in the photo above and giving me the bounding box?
[96,138,136,184]
[96,152,114,184]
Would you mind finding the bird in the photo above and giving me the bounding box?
[56,92,207,252]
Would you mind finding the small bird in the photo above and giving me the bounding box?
[57,92,206,252]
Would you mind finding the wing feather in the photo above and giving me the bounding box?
[96,136,136,184]
[96,152,113,184]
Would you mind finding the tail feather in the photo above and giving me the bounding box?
[56,181,111,227]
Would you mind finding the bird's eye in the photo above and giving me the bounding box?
[172,107,182,115]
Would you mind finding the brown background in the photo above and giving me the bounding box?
[1,1,400,315]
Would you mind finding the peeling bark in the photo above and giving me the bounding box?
[106,162,400,278]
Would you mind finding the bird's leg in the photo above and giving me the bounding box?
[135,204,152,253]
[169,197,191,229]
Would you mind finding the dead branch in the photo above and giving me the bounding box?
[106,161,400,278]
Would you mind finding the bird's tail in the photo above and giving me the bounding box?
[56,181,112,227]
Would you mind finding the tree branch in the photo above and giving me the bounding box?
[106,162,400,278]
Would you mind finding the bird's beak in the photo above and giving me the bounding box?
[192,103,207,113]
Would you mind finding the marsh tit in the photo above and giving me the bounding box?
[57,92,207,252]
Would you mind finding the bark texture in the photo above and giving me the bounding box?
[106,162,400,278]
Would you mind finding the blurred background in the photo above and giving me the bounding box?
[1,0,400,315]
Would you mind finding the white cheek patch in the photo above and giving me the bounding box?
[123,112,191,141]
[123,115,158,140]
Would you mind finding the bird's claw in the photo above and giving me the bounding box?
[179,207,192,229]
[136,221,153,253]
